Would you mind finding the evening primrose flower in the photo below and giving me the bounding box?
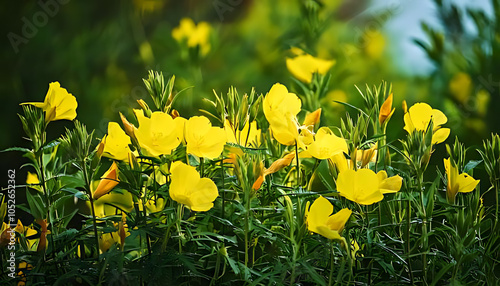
[135,110,184,157]
[172,18,211,56]
[444,158,479,203]
[263,83,301,145]
[286,49,335,83]
[337,169,402,205]
[403,102,450,145]
[305,196,351,240]
[185,116,226,159]
[102,122,132,161]
[305,127,348,160]
[169,161,218,212]
[21,82,77,122]
[93,162,119,200]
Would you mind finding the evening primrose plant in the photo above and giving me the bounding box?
[2,71,499,285]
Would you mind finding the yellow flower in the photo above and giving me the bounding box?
[444,158,479,203]
[135,110,184,157]
[336,169,383,205]
[403,102,450,145]
[379,93,395,126]
[336,169,402,205]
[305,127,348,160]
[169,161,218,212]
[93,162,119,200]
[305,196,351,240]
[224,119,261,147]
[172,18,211,56]
[286,50,335,83]
[102,122,132,161]
[185,116,227,159]
[21,82,77,122]
[263,83,301,145]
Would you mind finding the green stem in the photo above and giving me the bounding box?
[328,241,335,286]
[176,204,184,253]
[82,163,100,259]
[295,142,300,187]
[418,172,428,283]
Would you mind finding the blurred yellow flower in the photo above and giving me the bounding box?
[363,30,386,59]
[102,122,132,161]
[379,93,395,126]
[263,83,301,145]
[306,127,348,160]
[224,119,261,147]
[21,82,77,122]
[444,158,479,203]
[286,49,335,83]
[403,102,450,145]
[449,72,472,104]
[185,116,227,159]
[93,162,119,200]
[305,196,351,240]
[172,18,211,56]
[135,110,184,157]
[169,161,218,212]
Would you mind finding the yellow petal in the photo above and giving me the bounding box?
[185,116,227,159]
[337,169,384,205]
[326,208,352,233]
[169,161,218,211]
[432,128,450,145]
[263,83,301,126]
[102,122,132,161]
[306,127,348,160]
[306,196,333,233]
[135,111,183,156]
[303,108,322,127]
[26,172,39,185]
[377,171,402,194]
[456,173,480,194]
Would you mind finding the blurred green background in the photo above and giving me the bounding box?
[1,0,499,185]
